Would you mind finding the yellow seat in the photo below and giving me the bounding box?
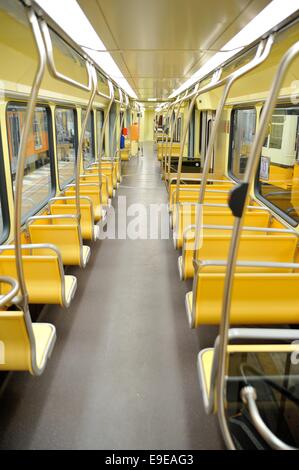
[174,206,270,249]
[169,182,234,211]
[64,185,105,223]
[80,174,110,207]
[186,268,299,328]
[50,196,98,241]
[198,341,299,415]
[180,233,297,279]
[120,149,130,161]
[85,167,114,197]
[0,245,77,306]
[0,310,56,374]
[27,215,90,267]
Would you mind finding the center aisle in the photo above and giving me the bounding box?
[0,143,224,450]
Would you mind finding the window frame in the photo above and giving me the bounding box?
[0,127,10,243]
[228,105,257,183]
[55,105,78,192]
[254,103,299,228]
[6,101,56,223]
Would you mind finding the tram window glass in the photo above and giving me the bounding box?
[82,110,95,168]
[55,107,77,189]
[7,103,54,220]
[229,108,256,180]
[257,105,299,224]
[96,109,105,158]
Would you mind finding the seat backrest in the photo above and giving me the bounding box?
[50,203,93,240]
[194,271,299,326]
[65,188,100,209]
[28,224,81,265]
[0,310,32,371]
[196,235,297,265]
[0,254,63,304]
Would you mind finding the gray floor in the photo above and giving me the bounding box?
[0,142,224,450]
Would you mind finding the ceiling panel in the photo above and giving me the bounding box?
[78,0,271,100]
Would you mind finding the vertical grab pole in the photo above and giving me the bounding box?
[174,83,200,202]
[167,91,187,184]
[115,92,126,162]
[161,103,172,178]
[97,80,114,205]
[193,37,273,253]
[75,63,97,220]
[14,8,47,308]
[110,88,122,162]
[216,40,299,450]
[164,101,176,182]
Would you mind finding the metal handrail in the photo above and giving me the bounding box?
[40,20,92,92]
[0,276,19,308]
[241,386,297,450]
[193,38,274,254]
[96,80,114,205]
[163,94,181,179]
[167,90,188,183]
[75,63,98,220]
[14,8,47,310]
[216,39,299,450]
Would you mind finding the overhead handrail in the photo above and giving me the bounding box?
[193,36,274,252]
[216,39,299,450]
[40,20,92,92]
[40,15,99,222]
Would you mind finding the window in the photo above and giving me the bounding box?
[257,105,299,224]
[82,109,95,168]
[229,108,256,180]
[55,107,77,189]
[7,103,54,221]
[96,109,105,158]
[173,116,181,143]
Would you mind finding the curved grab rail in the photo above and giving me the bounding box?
[75,63,98,219]
[216,40,299,450]
[0,276,19,308]
[174,83,200,195]
[241,386,297,450]
[96,80,114,205]
[40,20,92,92]
[167,90,188,183]
[14,8,47,310]
[194,36,274,252]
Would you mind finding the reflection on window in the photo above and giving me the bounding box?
[7,104,53,220]
[258,106,299,224]
[55,108,76,188]
[230,108,256,180]
[82,110,94,168]
[226,349,299,448]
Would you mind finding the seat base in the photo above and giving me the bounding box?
[93,225,100,241]
[178,256,183,281]
[81,246,91,268]
[64,275,77,307]
[197,348,214,414]
[185,291,194,328]
[32,323,56,374]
